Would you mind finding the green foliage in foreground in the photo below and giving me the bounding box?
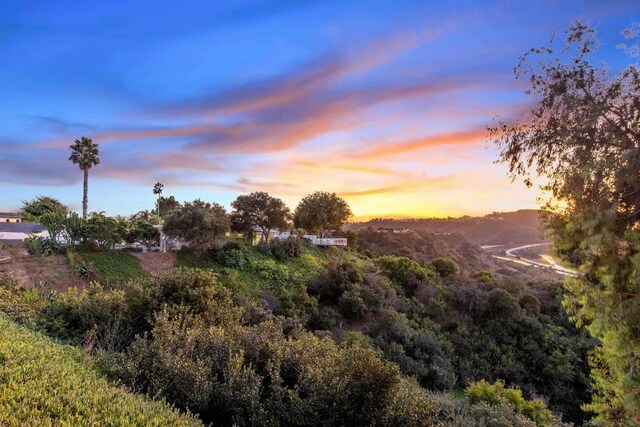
[0,316,201,426]
[78,251,146,284]
[465,380,557,426]
[0,266,572,426]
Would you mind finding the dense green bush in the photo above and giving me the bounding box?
[120,309,440,426]
[24,236,63,256]
[309,261,363,302]
[267,237,302,260]
[0,242,595,425]
[124,219,160,247]
[307,306,341,330]
[83,213,126,250]
[465,380,563,426]
[339,289,367,319]
[428,257,460,277]
[210,241,252,269]
[249,258,291,284]
[366,309,455,391]
[471,269,496,284]
[375,256,438,296]
[27,268,235,353]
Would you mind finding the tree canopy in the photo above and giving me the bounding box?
[230,192,290,242]
[490,22,640,424]
[163,199,230,249]
[69,137,100,219]
[157,196,181,217]
[293,192,352,237]
[20,196,68,222]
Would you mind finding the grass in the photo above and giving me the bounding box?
[0,316,202,426]
[78,251,147,285]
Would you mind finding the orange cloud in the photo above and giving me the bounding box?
[350,128,488,160]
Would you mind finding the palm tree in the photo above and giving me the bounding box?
[69,137,100,219]
[153,182,164,218]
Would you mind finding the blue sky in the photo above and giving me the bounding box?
[0,0,638,218]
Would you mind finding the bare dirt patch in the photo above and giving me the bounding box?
[0,243,85,291]
[133,252,176,275]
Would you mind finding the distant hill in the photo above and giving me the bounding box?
[349,209,548,246]
[355,228,501,273]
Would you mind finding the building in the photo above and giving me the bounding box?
[270,230,347,247]
[0,222,47,242]
[0,212,22,223]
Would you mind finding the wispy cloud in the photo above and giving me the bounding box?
[349,127,488,160]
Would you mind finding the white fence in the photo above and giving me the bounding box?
[311,237,348,246]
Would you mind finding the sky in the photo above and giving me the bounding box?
[0,1,638,220]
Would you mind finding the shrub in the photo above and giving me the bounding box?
[84,213,125,250]
[249,258,291,284]
[0,277,49,328]
[124,219,160,248]
[477,288,521,321]
[472,269,496,284]
[269,237,302,261]
[0,317,201,426]
[24,236,63,256]
[465,380,561,426]
[39,211,67,242]
[122,310,422,426]
[340,331,377,351]
[338,290,367,319]
[211,242,252,269]
[38,268,237,352]
[64,212,84,246]
[307,306,341,330]
[77,260,97,280]
[310,261,363,302]
[375,256,438,296]
[520,293,542,315]
[428,257,460,277]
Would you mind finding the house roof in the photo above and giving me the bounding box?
[0,212,21,218]
[0,222,45,233]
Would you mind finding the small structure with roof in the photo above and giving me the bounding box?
[0,212,22,223]
[0,222,47,242]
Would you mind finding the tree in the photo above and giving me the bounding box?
[490,22,640,423]
[64,212,84,246]
[230,192,290,242]
[125,220,161,248]
[20,196,68,222]
[428,258,460,277]
[293,192,352,237]
[84,213,125,250]
[153,182,164,218]
[157,196,181,218]
[39,212,66,242]
[69,137,100,219]
[162,199,230,249]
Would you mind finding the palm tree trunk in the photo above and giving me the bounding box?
[83,167,89,219]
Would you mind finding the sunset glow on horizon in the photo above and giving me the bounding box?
[0,1,637,219]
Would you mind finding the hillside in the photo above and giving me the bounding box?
[356,228,502,273]
[350,210,548,246]
[0,316,201,425]
[354,228,562,280]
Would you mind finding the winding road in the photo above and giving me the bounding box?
[492,242,579,277]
